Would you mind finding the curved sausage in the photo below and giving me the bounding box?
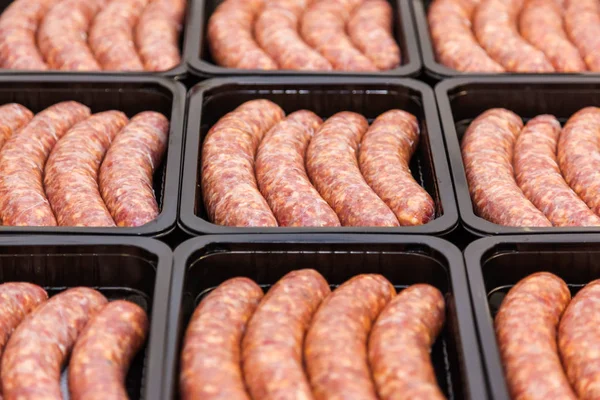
[474,0,555,72]
[461,108,551,227]
[0,104,34,150]
[1,287,107,400]
[515,115,600,226]
[37,0,105,71]
[359,110,435,226]
[99,111,169,227]
[520,0,586,72]
[305,274,396,400]
[306,112,399,227]
[89,0,148,71]
[369,284,446,400]
[45,111,129,227]
[255,0,332,71]
[135,0,186,72]
[201,100,284,227]
[180,277,263,400]
[255,110,340,227]
[348,0,400,71]
[207,0,277,70]
[565,0,600,71]
[242,269,330,400]
[0,101,91,227]
[69,300,148,400]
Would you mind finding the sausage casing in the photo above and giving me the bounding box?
[0,104,34,150]
[565,0,600,71]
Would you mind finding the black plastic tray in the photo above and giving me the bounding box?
[436,76,600,236]
[0,75,186,237]
[163,234,489,400]
[0,235,173,400]
[464,234,600,400]
[183,0,421,77]
[179,77,458,235]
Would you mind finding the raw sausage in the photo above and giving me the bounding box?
[37,0,105,71]
[180,277,263,400]
[255,110,340,227]
[305,274,395,400]
[242,269,330,400]
[359,110,435,226]
[461,108,551,227]
[201,100,284,227]
[1,287,107,400]
[136,0,186,71]
[69,300,148,400]
[0,104,33,150]
[348,0,400,71]
[0,101,91,227]
[207,0,277,70]
[306,112,399,227]
[255,0,332,71]
[496,272,576,400]
[45,111,128,227]
[515,115,600,226]
[565,0,600,71]
[369,284,446,400]
[89,0,148,71]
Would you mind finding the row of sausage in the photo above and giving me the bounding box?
[180,269,447,400]
[201,99,435,227]
[0,101,169,227]
[207,0,401,71]
[0,0,185,72]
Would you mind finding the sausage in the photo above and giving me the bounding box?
[89,0,148,71]
[69,300,148,400]
[255,0,332,71]
[207,0,277,70]
[514,115,600,226]
[368,284,446,400]
[348,0,400,71]
[45,111,129,227]
[135,0,186,72]
[427,0,504,72]
[305,274,396,400]
[0,104,34,150]
[473,0,555,72]
[306,112,399,227]
[255,110,340,227]
[461,108,551,227]
[0,101,91,227]
[37,0,105,71]
[1,287,107,400]
[559,279,600,399]
[99,111,168,227]
[359,110,435,226]
[565,0,600,71]
[519,0,586,72]
[201,100,284,227]
[242,269,330,400]
[180,277,263,400]
[301,1,377,71]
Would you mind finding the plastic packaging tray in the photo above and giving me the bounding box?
[163,234,489,400]
[183,0,421,77]
[0,235,173,400]
[179,77,458,235]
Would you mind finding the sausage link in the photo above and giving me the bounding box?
[359,110,435,226]
[45,111,129,227]
[201,100,284,227]
[1,287,108,400]
[69,300,148,400]
[180,277,264,400]
[0,101,91,226]
[0,104,34,150]
[305,274,396,400]
[256,110,340,227]
[461,108,551,227]
[369,284,446,400]
[565,0,600,71]
[99,111,169,227]
[242,269,330,400]
[306,112,399,227]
